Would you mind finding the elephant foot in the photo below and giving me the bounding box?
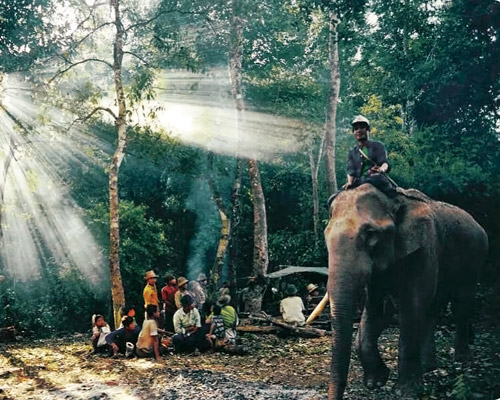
[363,364,390,389]
[393,379,423,399]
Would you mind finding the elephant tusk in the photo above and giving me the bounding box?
[305,292,329,324]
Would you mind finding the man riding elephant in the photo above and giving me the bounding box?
[310,184,488,400]
[329,115,396,207]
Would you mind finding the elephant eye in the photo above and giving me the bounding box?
[365,229,379,248]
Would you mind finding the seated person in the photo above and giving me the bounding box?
[105,316,141,357]
[91,314,111,354]
[280,284,306,326]
[305,283,323,312]
[172,294,210,353]
[206,304,226,348]
[217,294,239,344]
[136,304,161,360]
[119,304,137,328]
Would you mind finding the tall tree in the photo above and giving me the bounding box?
[229,0,269,312]
[107,0,128,329]
[323,9,341,195]
[47,0,161,328]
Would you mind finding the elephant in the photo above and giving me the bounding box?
[311,183,488,400]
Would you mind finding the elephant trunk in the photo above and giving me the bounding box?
[328,271,360,400]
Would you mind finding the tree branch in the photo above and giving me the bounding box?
[69,106,117,130]
[123,51,150,67]
[48,58,113,84]
[125,7,209,33]
[70,22,115,53]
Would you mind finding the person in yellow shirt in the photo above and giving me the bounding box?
[143,270,159,308]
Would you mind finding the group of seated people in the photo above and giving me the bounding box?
[279,283,325,326]
[91,293,238,360]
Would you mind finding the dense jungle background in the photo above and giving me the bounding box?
[0,0,499,398]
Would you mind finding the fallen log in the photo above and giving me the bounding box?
[246,314,327,338]
[236,325,279,334]
[269,318,327,338]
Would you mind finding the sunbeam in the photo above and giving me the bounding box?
[0,74,107,291]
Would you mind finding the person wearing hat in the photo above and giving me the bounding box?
[189,272,208,312]
[305,283,323,314]
[216,294,239,344]
[280,284,306,326]
[174,277,193,309]
[172,294,209,353]
[161,274,178,333]
[345,115,397,197]
[143,270,160,309]
[328,115,394,207]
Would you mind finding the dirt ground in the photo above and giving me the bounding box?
[1,316,499,400]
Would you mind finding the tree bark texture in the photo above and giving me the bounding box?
[247,158,269,278]
[227,1,244,298]
[227,158,242,294]
[324,10,340,196]
[109,0,126,329]
[228,0,269,312]
[206,154,231,299]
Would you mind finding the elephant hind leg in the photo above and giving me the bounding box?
[421,311,438,371]
[451,282,476,361]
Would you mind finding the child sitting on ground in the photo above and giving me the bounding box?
[91,314,111,354]
[206,305,226,348]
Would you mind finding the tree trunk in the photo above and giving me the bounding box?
[109,0,127,329]
[246,159,269,313]
[309,129,325,246]
[228,0,269,312]
[324,10,340,196]
[210,209,230,292]
[227,1,245,297]
[227,158,242,299]
[207,154,231,299]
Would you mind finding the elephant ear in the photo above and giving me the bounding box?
[394,198,434,259]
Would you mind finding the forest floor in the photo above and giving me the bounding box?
[1,293,499,400]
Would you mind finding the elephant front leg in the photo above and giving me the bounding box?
[355,285,392,389]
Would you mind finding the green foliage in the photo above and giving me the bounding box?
[0,266,106,336]
[451,374,472,400]
[126,68,156,105]
[0,0,57,73]
[87,200,172,310]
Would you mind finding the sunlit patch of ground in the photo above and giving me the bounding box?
[0,321,499,400]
